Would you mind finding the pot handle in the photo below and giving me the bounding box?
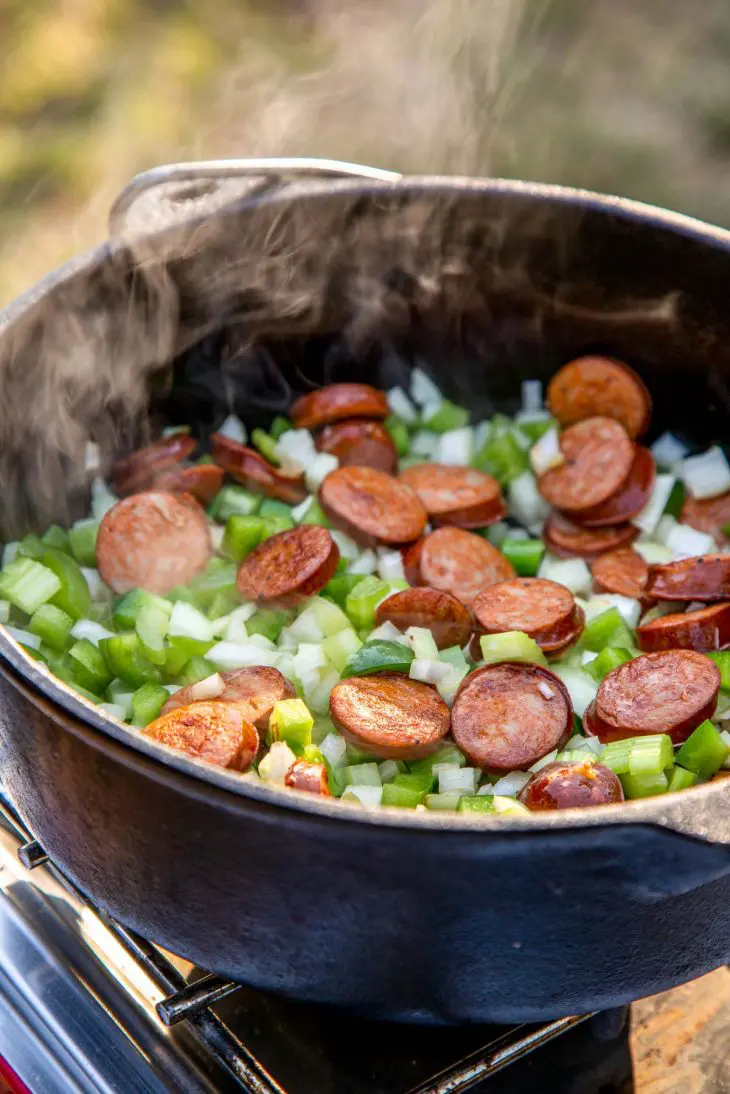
[108,157,402,236]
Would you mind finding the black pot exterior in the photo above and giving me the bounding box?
[2,177,730,1022]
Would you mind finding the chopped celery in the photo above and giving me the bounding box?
[322,628,362,673]
[439,645,470,672]
[42,548,91,620]
[251,428,281,465]
[176,656,217,686]
[619,771,668,799]
[392,771,436,795]
[384,416,411,456]
[99,633,162,687]
[68,638,113,694]
[17,534,45,560]
[209,485,261,521]
[583,646,633,683]
[130,682,169,726]
[408,744,467,778]
[378,759,407,783]
[310,597,351,636]
[457,795,497,814]
[501,538,545,577]
[259,498,294,521]
[113,588,170,631]
[270,415,292,441]
[381,782,425,808]
[345,575,390,629]
[581,608,634,652]
[675,720,730,779]
[189,561,238,609]
[42,525,71,553]
[407,626,439,661]
[474,428,528,486]
[323,573,366,608]
[708,651,730,691]
[0,557,62,615]
[28,603,73,651]
[246,609,288,643]
[135,600,171,665]
[425,791,466,810]
[163,642,194,677]
[268,698,314,754]
[345,741,377,764]
[601,734,673,776]
[479,631,547,666]
[68,519,99,567]
[222,515,265,561]
[422,399,469,433]
[342,640,414,679]
[668,766,699,793]
[261,514,295,537]
[297,500,331,527]
[341,762,381,788]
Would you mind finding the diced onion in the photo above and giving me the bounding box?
[435,427,473,466]
[165,684,182,695]
[208,523,225,553]
[529,427,565,475]
[436,665,468,707]
[330,530,360,560]
[369,620,406,643]
[84,441,101,473]
[406,626,440,659]
[681,446,730,500]
[305,452,338,492]
[511,427,532,452]
[477,784,495,795]
[597,594,642,628]
[207,642,280,670]
[348,549,378,576]
[538,555,592,597]
[189,673,225,701]
[640,600,679,624]
[2,543,18,568]
[169,602,215,642]
[521,379,543,412]
[721,731,730,769]
[473,420,492,451]
[409,658,452,685]
[508,472,550,530]
[81,568,109,602]
[70,619,115,647]
[515,409,552,428]
[550,665,598,716]
[225,604,257,643]
[633,541,675,564]
[247,634,276,650]
[581,650,598,665]
[91,477,118,519]
[387,385,418,424]
[259,741,296,785]
[217,414,247,445]
[565,734,602,756]
[664,522,716,559]
[342,785,383,807]
[410,430,440,458]
[632,474,676,535]
[99,702,127,720]
[275,429,316,472]
[293,643,327,677]
[650,432,689,468]
[320,731,348,769]
[492,771,531,797]
[529,749,559,773]
[305,668,340,715]
[438,766,478,794]
[376,548,406,583]
[291,497,313,522]
[410,366,443,408]
[6,626,40,650]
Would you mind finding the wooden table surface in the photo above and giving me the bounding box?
[631,967,730,1093]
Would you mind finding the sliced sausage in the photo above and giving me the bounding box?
[543,512,638,561]
[236,525,339,608]
[537,417,635,513]
[162,665,295,727]
[546,356,651,439]
[319,466,427,547]
[472,577,584,653]
[517,760,624,811]
[290,383,389,429]
[398,463,506,528]
[592,548,649,600]
[374,587,474,650]
[645,554,730,602]
[143,700,259,771]
[285,760,332,796]
[112,432,197,495]
[583,649,720,744]
[317,419,397,473]
[636,602,730,654]
[681,491,730,547]
[567,447,655,528]
[97,491,212,595]
[154,464,224,506]
[451,662,573,772]
[210,434,307,504]
[403,528,515,607]
[329,672,451,760]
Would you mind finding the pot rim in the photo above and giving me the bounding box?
[2,173,730,844]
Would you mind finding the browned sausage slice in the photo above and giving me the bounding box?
[644,554,730,602]
[681,491,730,547]
[583,650,719,744]
[236,525,339,607]
[162,666,295,727]
[290,383,389,429]
[472,578,583,653]
[329,672,451,760]
[112,432,197,495]
[319,466,427,547]
[538,418,635,513]
[143,700,259,771]
[285,760,332,796]
[97,491,212,595]
[403,528,515,607]
[451,663,572,771]
[517,760,624,811]
[567,447,655,528]
[592,548,649,600]
[636,602,730,654]
[399,463,507,528]
[374,587,473,649]
[317,419,397,473]
[543,512,638,560]
[210,434,307,504]
[546,356,651,439]
[154,463,224,506]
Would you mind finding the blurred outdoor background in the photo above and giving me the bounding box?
[2,0,730,304]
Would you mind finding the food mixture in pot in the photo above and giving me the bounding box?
[3,355,730,815]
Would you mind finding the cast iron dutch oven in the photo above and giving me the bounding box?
[1,159,730,1024]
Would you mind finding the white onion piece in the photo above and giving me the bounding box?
[640,600,680,624]
[582,596,613,622]
[70,619,114,647]
[492,771,531,797]
[165,684,182,695]
[410,366,443,408]
[597,594,642,628]
[650,432,689,468]
[477,784,495,795]
[633,541,675,564]
[682,446,730,500]
[564,735,602,756]
[368,620,406,643]
[217,414,247,445]
[485,521,510,547]
[528,749,559,773]
[6,626,40,650]
[721,731,730,769]
[529,427,565,475]
[293,643,327,676]
[409,658,452,685]
[91,477,118,519]
[436,666,468,707]
[686,600,707,613]
[81,568,109,602]
[305,452,338,492]
[664,522,716,559]
[348,550,378,576]
[506,526,530,540]
[515,409,552,428]
[291,496,314,522]
[511,427,532,452]
[521,379,543,412]
[2,543,18,568]
[207,642,280,670]
[225,604,257,643]
[438,766,478,794]
[376,548,406,583]
[84,441,101,473]
[436,427,473,466]
[305,668,340,715]
[275,429,316,472]
[342,785,383,807]
[247,634,276,650]
[581,650,598,665]
[509,471,550,530]
[100,702,127,721]
[330,529,360,561]
[538,555,592,597]
[550,665,598,716]
[320,731,348,769]
[473,420,492,451]
[410,430,440,458]
[387,385,418,424]
[189,673,225,701]
[632,474,675,535]
[169,602,215,642]
[209,523,225,552]
[259,741,296,785]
